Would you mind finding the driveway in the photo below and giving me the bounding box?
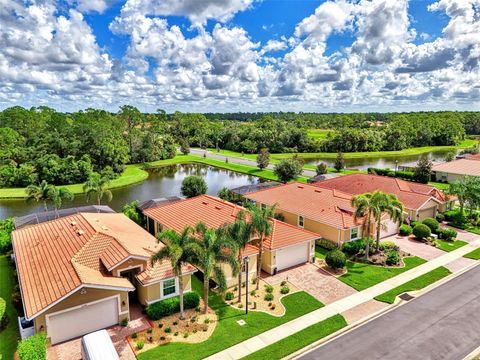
[263,263,357,304]
[387,235,445,260]
[442,224,480,243]
[47,305,149,360]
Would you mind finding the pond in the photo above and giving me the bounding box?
[303,149,455,170]
[0,164,260,219]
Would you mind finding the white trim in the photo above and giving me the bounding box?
[136,270,196,287]
[117,264,144,277]
[160,277,179,299]
[349,227,360,241]
[45,294,121,333]
[107,256,148,272]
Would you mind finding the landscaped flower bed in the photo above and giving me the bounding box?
[130,307,218,354]
[225,280,298,316]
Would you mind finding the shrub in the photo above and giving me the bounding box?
[386,250,400,265]
[379,241,399,252]
[17,332,47,360]
[183,332,189,338]
[264,293,274,301]
[316,163,328,175]
[136,341,144,350]
[204,317,210,324]
[439,228,457,241]
[160,336,166,341]
[280,286,290,294]
[146,292,200,320]
[342,240,364,256]
[325,249,347,269]
[147,328,153,334]
[280,280,287,286]
[315,238,337,250]
[120,318,128,326]
[164,327,172,333]
[225,292,234,301]
[436,213,445,222]
[0,297,6,329]
[172,321,178,326]
[131,332,138,339]
[181,176,208,198]
[399,224,413,236]
[422,218,439,232]
[264,285,274,293]
[413,224,431,240]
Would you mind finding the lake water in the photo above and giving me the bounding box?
[304,150,455,170]
[0,164,260,219]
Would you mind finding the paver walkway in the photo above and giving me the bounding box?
[263,264,357,304]
[206,238,480,360]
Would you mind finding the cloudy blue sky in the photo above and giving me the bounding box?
[1,0,479,113]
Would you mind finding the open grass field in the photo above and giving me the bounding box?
[0,255,19,360]
[374,267,451,304]
[339,256,427,291]
[307,129,334,140]
[137,276,324,360]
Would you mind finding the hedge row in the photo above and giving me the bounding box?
[315,238,338,250]
[0,297,6,330]
[367,168,416,182]
[17,332,47,360]
[146,292,200,320]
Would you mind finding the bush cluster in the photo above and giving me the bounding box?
[413,224,431,240]
[225,292,234,301]
[264,293,274,301]
[0,297,6,329]
[422,217,439,233]
[367,168,416,181]
[379,241,399,252]
[146,292,200,320]
[386,250,400,265]
[325,249,347,269]
[399,224,413,236]
[342,240,364,256]
[17,332,47,360]
[280,286,290,294]
[315,238,337,250]
[438,228,458,241]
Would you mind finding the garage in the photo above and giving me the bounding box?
[418,207,437,221]
[276,242,309,271]
[380,220,399,238]
[46,296,119,344]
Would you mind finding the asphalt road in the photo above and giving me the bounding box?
[300,264,480,360]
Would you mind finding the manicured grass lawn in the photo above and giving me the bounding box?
[0,255,19,360]
[374,267,451,304]
[315,245,329,260]
[242,314,347,360]
[429,181,450,190]
[464,248,480,260]
[137,276,324,360]
[339,256,427,291]
[307,129,334,140]
[434,239,468,252]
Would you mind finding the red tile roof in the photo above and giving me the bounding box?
[313,174,445,210]
[143,195,319,251]
[12,213,185,319]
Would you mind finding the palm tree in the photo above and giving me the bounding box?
[249,204,276,290]
[83,172,113,205]
[370,192,404,251]
[447,178,468,215]
[188,222,239,314]
[351,193,374,258]
[25,180,54,211]
[220,211,252,303]
[50,187,74,217]
[151,226,196,320]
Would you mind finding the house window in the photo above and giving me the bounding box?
[350,227,359,240]
[261,203,267,210]
[163,278,176,297]
[298,215,304,228]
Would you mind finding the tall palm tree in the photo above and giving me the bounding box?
[50,187,74,217]
[151,226,196,320]
[25,180,54,211]
[370,192,404,251]
[351,193,374,258]
[188,222,239,314]
[220,211,252,303]
[83,172,113,205]
[249,204,276,290]
[447,177,468,215]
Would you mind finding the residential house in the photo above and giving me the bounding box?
[315,173,453,221]
[142,195,320,281]
[432,157,480,182]
[12,212,195,344]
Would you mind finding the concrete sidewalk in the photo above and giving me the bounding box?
[206,239,480,360]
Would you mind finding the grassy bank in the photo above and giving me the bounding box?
[0,255,19,360]
[374,267,451,304]
[242,314,347,360]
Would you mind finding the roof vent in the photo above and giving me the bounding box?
[101,225,109,231]
[215,206,222,210]
[70,221,77,226]
[202,201,209,205]
[314,189,322,193]
[77,230,85,235]
[297,185,304,189]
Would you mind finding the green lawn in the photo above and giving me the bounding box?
[464,248,480,260]
[315,245,329,260]
[429,182,450,190]
[339,256,427,291]
[242,314,347,360]
[138,276,323,360]
[434,239,468,252]
[307,129,334,140]
[0,255,19,359]
[374,267,451,304]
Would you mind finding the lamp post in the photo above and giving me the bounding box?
[244,256,249,315]
[395,160,399,175]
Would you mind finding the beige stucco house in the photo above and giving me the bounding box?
[12,212,195,344]
[432,156,480,183]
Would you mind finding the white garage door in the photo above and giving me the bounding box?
[380,220,399,239]
[276,242,309,271]
[47,296,119,344]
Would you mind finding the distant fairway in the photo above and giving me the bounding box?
[307,129,334,140]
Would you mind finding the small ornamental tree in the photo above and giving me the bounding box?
[273,158,303,183]
[325,249,346,269]
[316,162,328,175]
[180,141,190,155]
[414,156,433,183]
[181,176,207,198]
[334,152,345,172]
[256,148,270,170]
[413,223,431,240]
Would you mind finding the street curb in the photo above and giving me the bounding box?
[463,345,480,360]
[288,260,480,360]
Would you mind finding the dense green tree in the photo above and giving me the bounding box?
[256,148,270,170]
[334,152,345,172]
[122,200,142,225]
[316,162,328,175]
[413,157,433,183]
[181,176,207,198]
[273,158,303,183]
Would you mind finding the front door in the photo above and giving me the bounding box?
[120,268,141,303]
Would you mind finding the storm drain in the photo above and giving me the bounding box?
[399,293,415,301]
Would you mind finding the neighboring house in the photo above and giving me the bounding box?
[244,182,367,245]
[12,212,195,345]
[432,157,480,182]
[142,195,320,281]
[315,173,452,222]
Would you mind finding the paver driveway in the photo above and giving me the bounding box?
[263,263,357,304]
[387,235,445,260]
